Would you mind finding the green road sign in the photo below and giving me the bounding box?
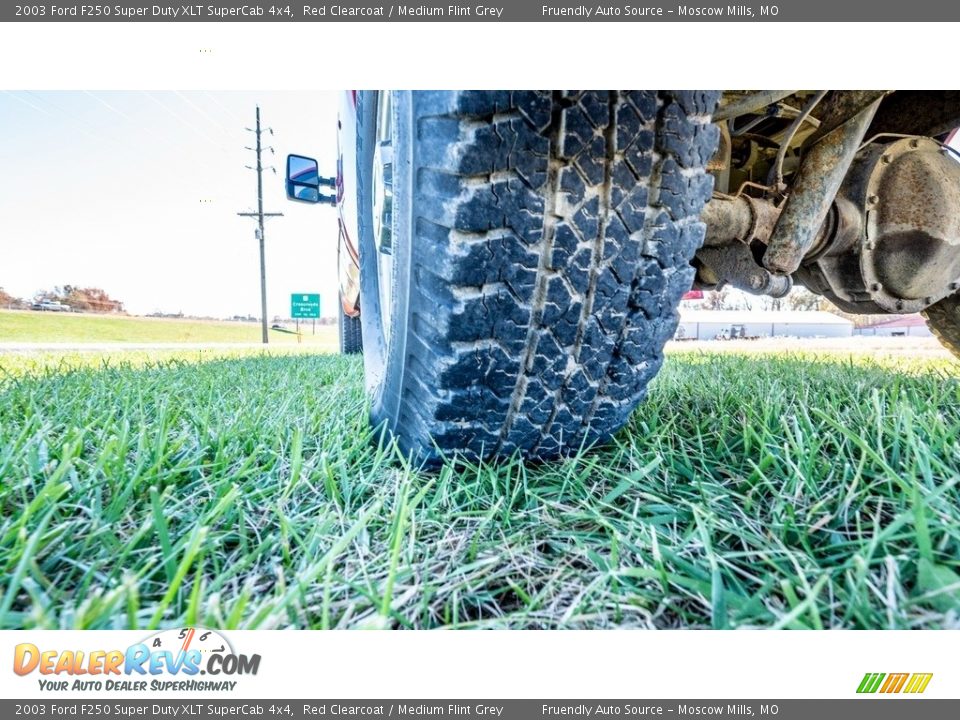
[291,293,321,319]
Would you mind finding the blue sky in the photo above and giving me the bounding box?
[0,91,341,318]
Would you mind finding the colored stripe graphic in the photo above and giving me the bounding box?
[857,672,932,694]
[880,673,909,693]
[904,673,934,694]
[857,673,885,694]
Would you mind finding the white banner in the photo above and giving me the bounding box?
[0,630,953,699]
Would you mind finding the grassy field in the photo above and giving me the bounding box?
[0,309,336,346]
[1,347,959,629]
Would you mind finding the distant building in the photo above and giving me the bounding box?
[676,309,854,341]
[856,314,933,337]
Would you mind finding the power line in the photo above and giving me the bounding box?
[236,105,283,344]
[141,91,226,150]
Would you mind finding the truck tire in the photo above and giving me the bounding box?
[923,292,960,357]
[338,296,363,355]
[357,90,719,462]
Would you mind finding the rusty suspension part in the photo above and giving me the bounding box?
[712,91,799,123]
[701,194,861,252]
[699,194,861,298]
[699,196,791,296]
[761,96,882,275]
[702,195,780,248]
[804,90,890,144]
[700,135,960,314]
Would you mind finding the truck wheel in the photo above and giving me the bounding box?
[338,296,363,355]
[357,90,719,462]
[923,292,960,357]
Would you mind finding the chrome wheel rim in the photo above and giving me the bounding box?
[371,90,394,344]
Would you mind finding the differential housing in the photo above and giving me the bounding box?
[793,137,960,314]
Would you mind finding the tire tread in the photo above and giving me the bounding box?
[339,303,363,355]
[395,90,719,460]
[923,293,960,358]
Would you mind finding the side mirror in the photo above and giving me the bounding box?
[286,154,336,204]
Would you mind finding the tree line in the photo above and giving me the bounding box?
[0,285,125,313]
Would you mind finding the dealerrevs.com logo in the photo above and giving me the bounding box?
[13,628,261,693]
[857,672,933,694]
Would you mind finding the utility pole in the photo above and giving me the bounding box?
[237,105,283,344]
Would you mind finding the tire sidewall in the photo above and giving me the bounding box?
[337,292,345,353]
[337,291,349,354]
[356,90,414,430]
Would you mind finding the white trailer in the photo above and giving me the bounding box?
[676,310,854,341]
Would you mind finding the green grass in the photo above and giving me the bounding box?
[0,309,336,346]
[0,347,331,378]
[1,348,959,629]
